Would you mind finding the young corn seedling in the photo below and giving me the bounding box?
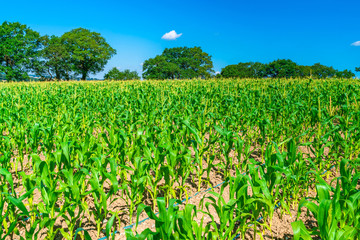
[0,168,18,238]
[35,161,65,240]
[143,143,166,210]
[59,167,91,240]
[7,188,41,240]
[292,181,360,240]
[214,125,236,179]
[183,120,207,192]
[201,173,254,240]
[247,161,288,238]
[89,167,114,238]
[125,198,182,240]
[120,157,148,224]
[0,193,18,239]
[0,135,13,170]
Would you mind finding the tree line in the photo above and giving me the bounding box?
[219,60,356,79]
[0,21,359,81]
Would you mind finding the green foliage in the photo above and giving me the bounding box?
[126,198,183,239]
[0,79,359,239]
[143,56,180,80]
[104,67,140,80]
[266,59,298,78]
[0,21,41,81]
[220,60,355,79]
[292,159,360,239]
[335,69,355,79]
[31,35,72,80]
[293,180,360,239]
[143,47,214,80]
[221,62,266,78]
[0,72,5,80]
[296,65,312,78]
[311,62,337,78]
[61,28,116,80]
[43,35,71,80]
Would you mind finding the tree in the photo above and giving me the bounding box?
[310,63,336,79]
[335,69,355,79]
[61,28,116,80]
[220,64,241,78]
[356,67,360,73]
[32,35,72,80]
[104,67,140,80]
[143,56,180,80]
[251,62,267,78]
[143,47,213,80]
[0,21,41,81]
[221,62,266,78]
[266,59,298,78]
[296,65,312,78]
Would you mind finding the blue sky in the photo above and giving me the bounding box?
[1,0,360,78]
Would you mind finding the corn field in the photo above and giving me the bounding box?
[0,79,359,240]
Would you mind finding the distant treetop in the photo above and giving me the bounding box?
[220,59,355,79]
[142,46,214,80]
[104,67,140,80]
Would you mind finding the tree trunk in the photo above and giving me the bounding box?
[81,71,87,80]
[55,70,61,81]
[47,69,53,81]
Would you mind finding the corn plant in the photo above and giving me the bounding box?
[126,198,183,239]
[201,173,255,240]
[120,157,148,224]
[292,159,360,239]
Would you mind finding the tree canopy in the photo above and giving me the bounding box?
[220,59,356,79]
[104,67,140,80]
[266,59,298,78]
[0,21,41,80]
[31,35,72,80]
[61,28,116,80]
[143,47,214,80]
[335,69,355,79]
[221,62,266,78]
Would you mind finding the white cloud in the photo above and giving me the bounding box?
[351,41,360,46]
[161,30,182,40]
[215,71,220,75]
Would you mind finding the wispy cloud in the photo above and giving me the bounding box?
[161,30,182,40]
[351,41,360,46]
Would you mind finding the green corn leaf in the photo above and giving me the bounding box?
[291,220,313,240]
[7,195,29,216]
[73,228,92,240]
[0,168,14,193]
[182,120,202,145]
[105,214,116,239]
